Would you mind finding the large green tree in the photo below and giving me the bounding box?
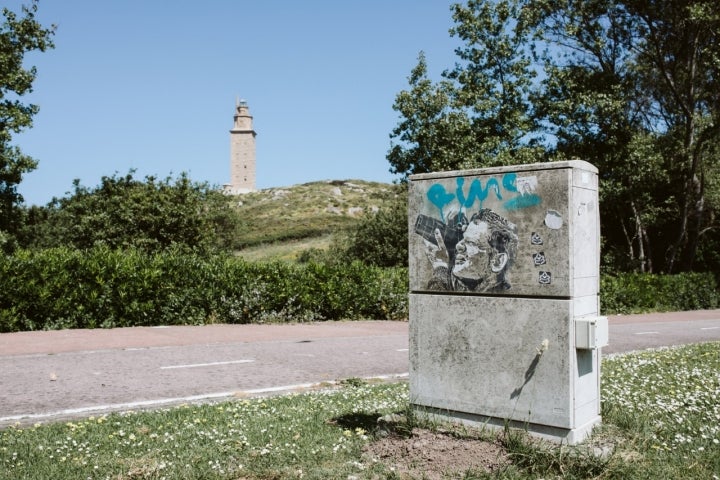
[388,0,544,179]
[0,1,54,247]
[527,0,720,273]
[387,52,474,179]
[388,0,720,273]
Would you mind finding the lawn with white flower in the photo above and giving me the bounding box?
[601,341,720,478]
[1,342,718,479]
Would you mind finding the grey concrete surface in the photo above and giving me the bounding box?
[410,294,598,440]
[408,161,601,443]
[408,161,599,299]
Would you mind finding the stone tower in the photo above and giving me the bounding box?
[226,99,256,194]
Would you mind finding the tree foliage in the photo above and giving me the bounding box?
[340,185,409,268]
[387,53,475,178]
[388,0,720,273]
[17,172,242,255]
[388,1,544,179]
[0,1,54,246]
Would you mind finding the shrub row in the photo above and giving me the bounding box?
[0,247,408,332]
[600,272,720,314]
[2,247,717,332]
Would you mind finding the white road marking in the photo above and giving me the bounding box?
[160,360,254,370]
[701,326,720,330]
[0,373,410,426]
[396,349,409,352]
[0,391,239,424]
[634,331,660,335]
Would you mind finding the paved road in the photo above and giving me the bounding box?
[0,322,409,427]
[604,309,720,354]
[1,310,719,427]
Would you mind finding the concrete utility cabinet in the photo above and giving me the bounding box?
[408,160,606,444]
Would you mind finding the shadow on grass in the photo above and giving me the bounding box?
[329,412,381,433]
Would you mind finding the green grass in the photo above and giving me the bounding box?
[0,383,407,480]
[235,234,334,263]
[2,342,719,479]
[230,180,401,254]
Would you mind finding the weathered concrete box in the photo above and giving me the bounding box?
[408,160,602,444]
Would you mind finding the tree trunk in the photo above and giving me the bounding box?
[619,214,635,268]
[630,200,647,273]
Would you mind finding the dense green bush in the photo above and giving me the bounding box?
[2,246,717,332]
[0,247,408,332]
[339,186,408,268]
[601,272,720,314]
[16,172,241,255]
[324,184,408,268]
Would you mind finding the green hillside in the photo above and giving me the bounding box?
[229,179,402,262]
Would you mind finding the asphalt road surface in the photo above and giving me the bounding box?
[1,310,719,427]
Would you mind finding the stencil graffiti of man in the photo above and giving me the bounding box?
[422,208,518,293]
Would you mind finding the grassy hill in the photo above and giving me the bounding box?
[229,179,402,262]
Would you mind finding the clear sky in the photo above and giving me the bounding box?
[9,0,461,206]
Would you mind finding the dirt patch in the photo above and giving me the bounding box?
[363,427,510,479]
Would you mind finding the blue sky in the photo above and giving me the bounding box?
[10,1,461,206]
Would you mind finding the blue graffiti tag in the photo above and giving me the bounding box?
[455,177,502,207]
[504,194,541,210]
[427,184,456,222]
[426,173,541,219]
[503,172,518,193]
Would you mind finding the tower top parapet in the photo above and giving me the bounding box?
[232,98,254,133]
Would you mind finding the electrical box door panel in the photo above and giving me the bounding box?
[409,161,598,298]
[410,294,603,429]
